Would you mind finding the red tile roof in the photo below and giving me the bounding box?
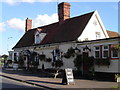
[13,11,94,49]
[107,30,120,38]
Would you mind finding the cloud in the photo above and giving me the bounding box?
[3,0,57,5]
[21,0,36,3]
[4,0,17,5]
[0,22,6,32]
[5,13,58,32]
[7,18,25,31]
[33,13,58,28]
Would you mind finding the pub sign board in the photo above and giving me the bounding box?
[65,68,75,85]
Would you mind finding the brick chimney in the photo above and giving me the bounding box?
[25,18,32,32]
[58,2,70,22]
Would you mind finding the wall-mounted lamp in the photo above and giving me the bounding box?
[83,45,91,52]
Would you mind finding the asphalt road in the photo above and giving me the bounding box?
[0,76,46,90]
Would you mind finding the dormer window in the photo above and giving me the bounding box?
[35,31,46,44]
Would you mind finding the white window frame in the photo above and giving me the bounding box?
[95,32,101,39]
[102,45,109,58]
[94,46,100,58]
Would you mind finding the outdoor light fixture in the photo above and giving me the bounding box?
[83,45,91,52]
[74,47,81,53]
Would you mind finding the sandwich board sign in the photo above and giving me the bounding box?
[65,68,75,85]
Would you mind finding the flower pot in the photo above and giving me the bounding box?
[117,77,120,83]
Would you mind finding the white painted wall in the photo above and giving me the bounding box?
[36,43,76,69]
[78,10,109,41]
[14,38,120,73]
[95,60,119,73]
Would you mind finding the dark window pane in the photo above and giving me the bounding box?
[95,47,99,50]
[103,51,108,57]
[104,46,108,49]
[112,49,118,57]
[95,51,100,58]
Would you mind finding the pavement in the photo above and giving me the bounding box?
[0,68,119,89]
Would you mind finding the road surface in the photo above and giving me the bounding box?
[0,76,46,90]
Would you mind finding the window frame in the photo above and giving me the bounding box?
[111,45,118,58]
[102,45,109,58]
[94,46,100,58]
[95,32,101,39]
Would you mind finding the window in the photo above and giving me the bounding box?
[14,53,17,61]
[84,38,88,41]
[95,32,101,39]
[35,34,40,44]
[111,48,118,58]
[102,45,109,58]
[35,32,46,44]
[95,46,100,58]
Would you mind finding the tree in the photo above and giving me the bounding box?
[1,54,8,60]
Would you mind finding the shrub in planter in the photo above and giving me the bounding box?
[95,58,110,66]
[115,74,120,82]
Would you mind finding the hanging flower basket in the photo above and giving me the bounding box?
[111,44,120,51]
[64,47,75,59]
[39,54,46,61]
[64,53,71,58]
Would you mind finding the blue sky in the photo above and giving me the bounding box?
[0,1,119,55]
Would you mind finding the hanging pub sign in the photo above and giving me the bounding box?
[65,68,75,85]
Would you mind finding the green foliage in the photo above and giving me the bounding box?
[74,54,94,71]
[73,54,82,70]
[115,74,120,78]
[111,44,120,50]
[83,56,94,67]
[64,47,75,59]
[30,60,39,66]
[95,58,110,66]
[18,55,24,67]
[1,54,8,60]
[64,53,71,58]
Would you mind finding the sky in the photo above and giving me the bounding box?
[0,0,119,55]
